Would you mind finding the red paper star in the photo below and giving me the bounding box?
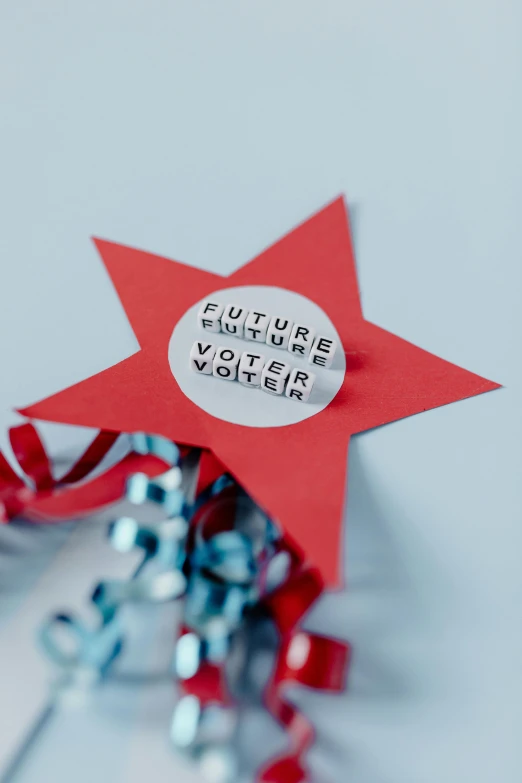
[20,198,499,587]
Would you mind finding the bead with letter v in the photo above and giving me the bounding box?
[190,341,217,374]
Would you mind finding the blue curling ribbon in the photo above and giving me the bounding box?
[130,432,180,465]
[126,433,186,516]
[40,612,123,675]
[39,434,188,674]
[38,435,281,780]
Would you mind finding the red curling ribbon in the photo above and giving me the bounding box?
[258,550,351,783]
[0,422,168,523]
[275,632,349,695]
[177,626,233,707]
[178,661,233,707]
[9,423,55,491]
[259,631,350,783]
[263,566,324,636]
[0,451,32,521]
[26,451,168,520]
[58,429,119,484]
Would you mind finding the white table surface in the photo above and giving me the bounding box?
[0,1,520,781]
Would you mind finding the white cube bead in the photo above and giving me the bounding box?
[197,301,225,333]
[260,358,290,395]
[213,346,241,381]
[190,340,217,374]
[285,367,316,403]
[309,335,337,369]
[221,304,248,338]
[288,324,316,359]
[266,316,293,350]
[244,310,270,343]
[238,351,266,387]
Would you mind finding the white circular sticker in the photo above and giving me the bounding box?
[168,285,345,428]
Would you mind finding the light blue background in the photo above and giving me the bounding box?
[0,2,520,782]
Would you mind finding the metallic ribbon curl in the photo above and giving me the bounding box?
[34,432,350,783]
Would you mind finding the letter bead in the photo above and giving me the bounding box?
[190,340,217,374]
[266,315,293,350]
[244,310,270,343]
[221,304,248,338]
[213,346,241,381]
[238,351,266,387]
[309,335,337,369]
[285,368,316,403]
[288,324,316,358]
[197,301,224,333]
[261,358,290,395]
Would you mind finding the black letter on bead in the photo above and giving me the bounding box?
[263,376,278,392]
[267,360,286,375]
[288,388,303,400]
[294,371,310,387]
[316,338,333,353]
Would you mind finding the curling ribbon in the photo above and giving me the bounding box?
[257,544,351,783]
[0,423,141,521]
[0,423,116,521]
[0,422,227,523]
[258,629,349,783]
[34,433,349,783]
